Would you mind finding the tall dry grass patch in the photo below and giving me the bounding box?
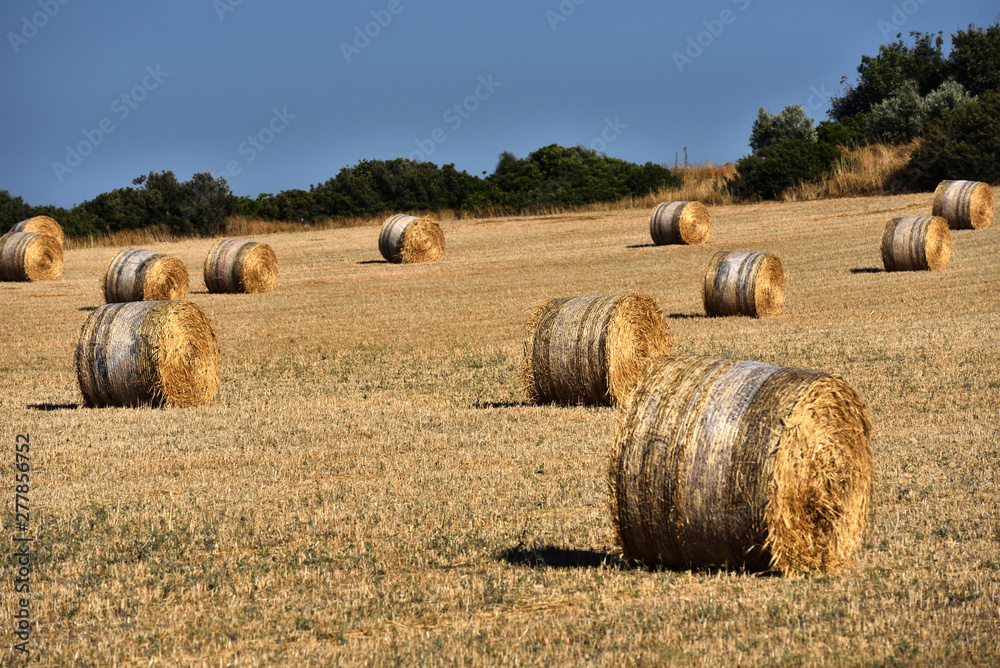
[783,141,919,202]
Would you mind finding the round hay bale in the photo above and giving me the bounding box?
[378,214,445,263]
[881,216,951,272]
[12,215,64,246]
[609,354,873,574]
[522,293,673,406]
[0,231,63,281]
[75,300,220,408]
[203,238,278,293]
[932,180,994,230]
[703,250,784,318]
[649,201,711,245]
[103,248,190,303]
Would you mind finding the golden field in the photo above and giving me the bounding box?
[1,190,998,665]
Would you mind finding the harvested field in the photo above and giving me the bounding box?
[1,191,998,665]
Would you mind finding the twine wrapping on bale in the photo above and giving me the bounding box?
[649,201,711,245]
[0,231,64,282]
[12,215,65,246]
[522,293,673,406]
[75,300,220,408]
[609,354,873,574]
[103,248,190,303]
[881,216,951,272]
[703,250,785,318]
[378,214,446,263]
[203,238,278,293]
[932,180,994,230]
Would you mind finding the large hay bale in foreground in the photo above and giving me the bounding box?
[379,214,445,263]
[932,180,994,230]
[103,248,190,303]
[523,293,672,406]
[703,250,784,318]
[0,231,63,281]
[203,238,278,293]
[12,215,64,246]
[610,355,873,574]
[650,201,711,245]
[881,216,951,272]
[75,300,220,408]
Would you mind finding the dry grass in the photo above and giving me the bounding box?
[2,189,999,665]
[783,142,919,202]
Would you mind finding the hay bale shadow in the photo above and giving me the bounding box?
[850,267,883,274]
[78,306,99,312]
[471,399,532,409]
[358,260,388,265]
[498,544,627,570]
[668,313,707,320]
[626,243,656,249]
[28,403,78,411]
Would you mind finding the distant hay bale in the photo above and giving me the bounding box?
[881,216,951,272]
[932,180,994,230]
[703,250,785,318]
[0,231,63,282]
[522,293,673,406]
[103,248,190,303]
[75,300,220,408]
[11,215,64,246]
[203,238,278,293]
[379,214,445,263]
[610,354,873,574]
[650,201,711,245]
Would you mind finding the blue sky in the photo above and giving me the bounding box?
[2,1,996,208]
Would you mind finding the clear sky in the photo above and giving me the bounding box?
[2,1,996,208]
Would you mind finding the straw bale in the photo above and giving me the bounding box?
[103,248,190,303]
[650,201,711,245]
[12,215,64,246]
[881,216,951,272]
[932,180,994,230]
[75,300,220,408]
[609,355,873,574]
[522,293,672,406]
[379,214,445,263]
[0,231,63,281]
[703,250,784,317]
[203,238,278,293]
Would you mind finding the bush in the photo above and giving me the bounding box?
[866,79,973,145]
[817,114,869,148]
[899,91,1000,190]
[730,139,841,200]
[749,105,817,153]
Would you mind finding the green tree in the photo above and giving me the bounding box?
[948,22,1000,97]
[730,140,840,200]
[749,105,817,153]
[0,190,32,230]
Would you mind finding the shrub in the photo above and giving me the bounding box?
[899,91,1000,190]
[749,105,817,153]
[867,79,973,145]
[730,139,841,200]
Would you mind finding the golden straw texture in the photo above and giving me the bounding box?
[609,355,873,574]
[203,238,278,293]
[932,180,994,230]
[881,216,952,272]
[649,201,711,245]
[522,293,673,406]
[703,250,784,318]
[0,231,63,281]
[12,215,64,246]
[379,214,446,263]
[75,300,220,408]
[103,248,190,303]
